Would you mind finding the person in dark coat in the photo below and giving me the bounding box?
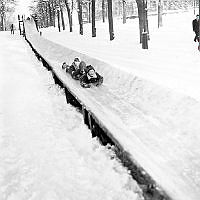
[62,57,81,74]
[10,24,14,35]
[193,15,199,42]
[33,15,39,32]
[71,61,87,80]
[80,65,103,88]
[69,57,81,75]
[62,62,69,72]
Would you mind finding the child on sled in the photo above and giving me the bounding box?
[80,65,103,88]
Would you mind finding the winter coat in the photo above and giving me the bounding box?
[193,19,199,34]
[71,61,87,80]
[62,63,70,73]
[68,62,79,75]
[10,24,14,30]
[71,69,86,80]
[80,72,103,88]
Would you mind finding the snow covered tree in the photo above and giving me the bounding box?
[29,0,50,28]
[30,0,66,30]
[0,0,16,31]
[29,0,194,41]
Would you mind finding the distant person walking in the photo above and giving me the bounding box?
[10,24,14,35]
[192,15,199,42]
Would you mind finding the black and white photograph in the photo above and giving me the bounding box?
[1,1,200,200]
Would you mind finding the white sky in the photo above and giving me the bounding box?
[15,0,32,17]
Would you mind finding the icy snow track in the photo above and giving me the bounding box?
[24,20,200,200]
[0,32,143,200]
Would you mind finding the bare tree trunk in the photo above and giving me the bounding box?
[88,1,91,23]
[158,0,163,28]
[59,0,65,30]
[42,6,46,27]
[60,8,65,30]
[0,15,4,31]
[77,0,83,35]
[44,2,49,27]
[136,0,144,43]
[0,3,5,31]
[3,13,6,31]
[105,2,108,18]
[92,0,96,37]
[57,10,61,32]
[123,0,126,24]
[64,0,72,32]
[51,0,56,27]
[48,2,53,26]
[144,0,149,40]
[142,0,148,49]
[118,0,121,16]
[102,0,105,23]
[107,0,114,40]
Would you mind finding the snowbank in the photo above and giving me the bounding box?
[0,32,143,200]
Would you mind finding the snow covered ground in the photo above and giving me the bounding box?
[42,10,200,101]
[22,10,200,200]
[0,32,142,200]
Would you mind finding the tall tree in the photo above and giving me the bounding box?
[102,0,105,23]
[77,0,83,34]
[141,0,148,49]
[107,0,114,40]
[91,0,96,37]
[122,0,126,24]
[64,0,72,32]
[59,0,65,30]
[43,1,49,27]
[57,9,61,32]
[88,0,91,23]
[135,0,149,45]
[51,0,56,27]
[158,0,163,28]
[0,0,16,31]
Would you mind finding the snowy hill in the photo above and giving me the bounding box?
[0,32,142,200]
[24,10,200,200]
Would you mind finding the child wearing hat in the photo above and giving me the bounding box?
[71,61,87,80]
[80,65,103,88]
[62,57,81,75]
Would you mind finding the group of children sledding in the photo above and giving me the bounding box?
[62,58,103,88]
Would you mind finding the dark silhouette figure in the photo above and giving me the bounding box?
[192,15,199,42]
[10,24,14,35]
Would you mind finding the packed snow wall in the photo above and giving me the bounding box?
[24,20,200,200]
